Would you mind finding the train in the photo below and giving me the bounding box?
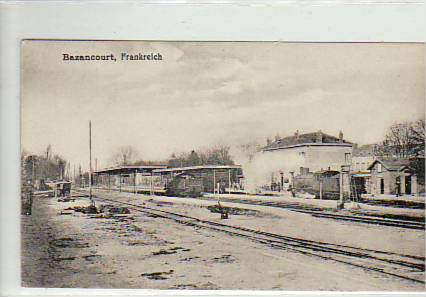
[293,170,340,199]
[165,172,204,198]
[293,169,366,200]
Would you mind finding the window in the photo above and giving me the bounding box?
[377,163,382,173]
[345,153,352,164]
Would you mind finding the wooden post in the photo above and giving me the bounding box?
[89,120,93,203]
[339,167,344,205]
[213,169,216,194]
[134,171,136,194]
[150,171,154,196]
[31,159,35,187]
[119,173,122,192]
[319,179,323,200]
[228,169,231,195]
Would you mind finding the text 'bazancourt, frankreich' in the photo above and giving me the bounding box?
[62,53,163,62]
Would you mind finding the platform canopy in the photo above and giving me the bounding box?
[153,165,242,174]
[94,165,168,175]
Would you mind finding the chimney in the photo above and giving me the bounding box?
[294,130,299,139]
[267,137,272,146]
[339,130,344,143]
[316,130,323,143]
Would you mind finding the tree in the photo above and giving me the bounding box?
[168,153,184,168]
[21,146,68,183]
[110,145,139,166]
[410,157,425,184]
[166,145,235,167]
[410,119,425,156]
[375,120,425,159]
[205,145,234,165]
[235,141,262,162]
[187,150,201,166]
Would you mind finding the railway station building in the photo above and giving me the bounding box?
[259,130,354,188]
[93,165,168,194]
[367,158,425,196]
[93,164,243,195]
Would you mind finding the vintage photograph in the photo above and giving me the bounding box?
[21,40,425,291]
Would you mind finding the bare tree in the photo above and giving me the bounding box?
[410,119,425,156]
[110,145,139,166]
[168,145,235,167]
[235,141,262,162]
[376,120,425,159]
[205,145,234,165]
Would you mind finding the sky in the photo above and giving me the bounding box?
[21,41,425,171]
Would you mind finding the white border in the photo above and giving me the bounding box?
[0,1,424,296]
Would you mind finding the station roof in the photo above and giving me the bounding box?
[94,165,167,174]
[153,165,242,173]
[46,180,72,185]
[366,159,411,172]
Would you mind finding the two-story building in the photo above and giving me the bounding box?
[259,130,353,188]
[351,144,377,194]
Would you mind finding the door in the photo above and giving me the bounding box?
[405,176,412,195]
[380,178,384,194]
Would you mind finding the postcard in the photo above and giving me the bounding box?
[21,40,425,291]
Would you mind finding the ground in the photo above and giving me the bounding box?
[21,190,425,291]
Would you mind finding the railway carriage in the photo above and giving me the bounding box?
[165,172,204,198]
[294,170,340,199]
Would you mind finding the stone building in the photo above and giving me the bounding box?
[259,130,353,185]
[367,158,423,196]
[350,144,377,194]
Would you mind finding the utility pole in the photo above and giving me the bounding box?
[89,120,93,204]
[32,158,35,187]
[213,169,216,194]
[150,171,154,196]
[339,168,343,204]
[95,158,97,189]
[228,169,231,195]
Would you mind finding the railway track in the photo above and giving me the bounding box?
[86,187,425,229]
[196,196,426,230]
[73,189,425,285]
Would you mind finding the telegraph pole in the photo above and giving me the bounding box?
[95,158,97,189]
[89,120,93,204]
[228,169,231,195]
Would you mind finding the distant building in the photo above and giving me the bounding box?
[351,144,377,194]
[367,158,424,196]
[261,130,353,183]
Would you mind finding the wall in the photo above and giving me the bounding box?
[305,145,353,171]
[351,156,375,172]
[254,144,353,189]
